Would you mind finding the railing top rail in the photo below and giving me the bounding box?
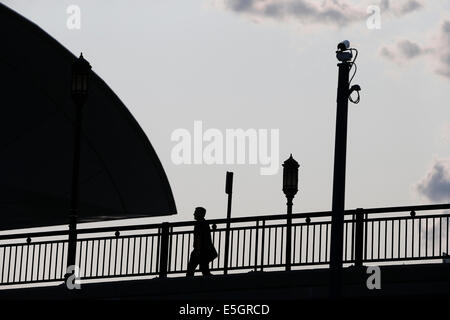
[0,203,448,241]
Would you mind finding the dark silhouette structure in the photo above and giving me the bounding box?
[223,172,233,275]
[2,3,450,302]
[0,3,176,231]
[329,41,361,298]
[186,207,218,276]
[66,53,91,280]
[282,154,300,271]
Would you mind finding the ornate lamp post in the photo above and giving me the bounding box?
[66,53,91,281]
[282,154,299,271]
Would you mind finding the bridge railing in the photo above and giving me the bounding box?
[0,203,449,286]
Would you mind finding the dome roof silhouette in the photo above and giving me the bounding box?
[0,4,177,230]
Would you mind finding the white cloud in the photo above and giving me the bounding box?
[219,0,424,28]
[380,19,450,79]
[415,158,450,203]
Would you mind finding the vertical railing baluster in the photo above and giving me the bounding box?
[173,234,178,272]
[280,227,284,266]
[354,208,364,267]
[260,221,265,271]
[312,224,316,263]
[293,224,297,264]
[305,224,309,264]
[432,218,435,257]
[351,214,355,262]
[273,227,277,265]
[18,245,23,282]
[108,239,112,276]
[25,244,30,282]
[344,220,348,261]
[378,220,381,260]
[54,242,59,280]
[144,237,148,274]
[60,242,65,278]
[370,220,374,260]
[254,221,259,271]
[325,224,328,262]
[412,218,415,258]
[419,218,422,257]
[426,218,428,257]
[130,238,135,274]
[120,238,124,275]
[299,225,303,264]
[384,220,387,259]
[13,245,18,282]
[168,227,173,274]
[236,229,241,268]
[138,237,142,274]
[248,228,252,267]
[440,217,442,257]
[85,241,90,277]
[319,223,322,263]
[158,223,170,278]
[102,239,107,277]
[397,219,401,259]
[242,229,247,267]
[7,246,12,283]
[405,219,408,258]
[391,220,394,259]
[229,229,234,269]
[364,214,368,261]
[43,244,47,280]
[36,244,41,281]
[126,238,130,275]
[267,227,271,267]
[150,236,154,273]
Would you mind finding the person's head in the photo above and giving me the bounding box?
[194,207,206,220]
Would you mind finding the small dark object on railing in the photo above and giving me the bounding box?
[306,217,311,224]
[410,210,416,217]
[115,231,120,237]
[26,237,31,244]
[212,224,217,231]
[443,252,450,264]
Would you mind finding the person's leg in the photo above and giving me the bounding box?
[200,259,211,276]
[186,252,199,276]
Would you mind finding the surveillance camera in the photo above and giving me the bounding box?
[336,51,353,62]
[337,40,350,51]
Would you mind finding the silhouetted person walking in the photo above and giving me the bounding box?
[186,207,217,276]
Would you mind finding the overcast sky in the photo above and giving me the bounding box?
[2,0,449,227]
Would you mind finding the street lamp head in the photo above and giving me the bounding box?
[71,53,92,105]
[282,154,299,199]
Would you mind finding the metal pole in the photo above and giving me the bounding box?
[285,196,293,271]
[354,208,365,267]
[329,61,351,298]
[66,103,82,280]
[223,172,233,275]
[159,222,170,278]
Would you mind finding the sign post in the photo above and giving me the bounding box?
[223,171,233,275]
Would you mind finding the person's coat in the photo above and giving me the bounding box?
[193,220,218,262]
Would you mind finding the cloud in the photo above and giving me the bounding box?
[436,20,450,78]
[416,158,450,203]
[380,19,450,79]
[398,39,433,58]
[220,0,423,28]
[380,0,422,15]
